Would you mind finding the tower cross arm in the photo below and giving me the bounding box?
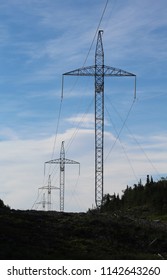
[64,158,80,165]
[63,65,136,77]
[104,65,136,77]
[45,158,80,165]
[45,159,61,164]
[63,65,96,76]
[39,185,60,190]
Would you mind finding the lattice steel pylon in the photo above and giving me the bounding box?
[36,193,46,210]
[37,175,59,211]
[63,30,136,208]
[45,141,80,212]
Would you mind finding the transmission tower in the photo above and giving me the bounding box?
[37,175,59,211]
[45,141,80,212]
[63,30,136,208]
[36,193,46,210]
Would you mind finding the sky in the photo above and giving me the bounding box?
[0,0,167,212]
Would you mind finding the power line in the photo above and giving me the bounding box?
[61,0,110,97]
[105,95,161,177]
[105,98,136,161]
[83,0,109,67]
[104,103,138,182]
[43,90,63,184]
[66,97,94,153]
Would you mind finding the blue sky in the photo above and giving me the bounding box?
[0,0,167,211]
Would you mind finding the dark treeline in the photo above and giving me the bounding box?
[0,198,10,210]
[101,175,167,216]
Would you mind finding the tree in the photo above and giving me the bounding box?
[0,198,10,210]
[100,175,167,216]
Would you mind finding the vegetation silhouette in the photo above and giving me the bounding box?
[0,176,167,260]
[101,175,167,217]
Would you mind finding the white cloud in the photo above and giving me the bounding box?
[66,113,94,129]
[0,127,19,141]
[0,127,167,212]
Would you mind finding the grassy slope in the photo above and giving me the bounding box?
[0,209,167,260]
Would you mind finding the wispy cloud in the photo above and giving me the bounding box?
[104,0,167,70]
[66,113,94,129]
[0,127,19,141]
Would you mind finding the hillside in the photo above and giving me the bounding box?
[0,208,167,260]
[0,176,167,260]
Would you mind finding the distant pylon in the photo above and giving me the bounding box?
[36,193,46,210]
[42,193,46,210]
[45,141,80,212]
[63,30,136,207]
[38,175,59,211]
